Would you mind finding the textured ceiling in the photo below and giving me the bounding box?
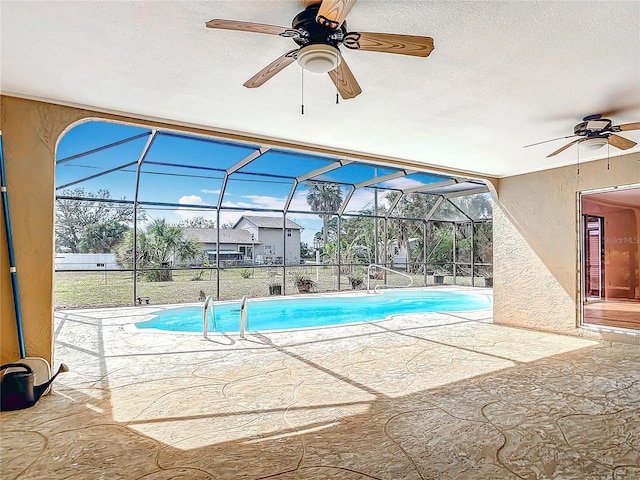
[1,1,639,178]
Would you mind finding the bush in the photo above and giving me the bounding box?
[239,268,253,279]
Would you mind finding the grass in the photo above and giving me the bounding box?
[54,266,488,309]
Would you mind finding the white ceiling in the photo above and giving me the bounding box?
[1,1,639,178]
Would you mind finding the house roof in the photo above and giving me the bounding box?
[183,228,258,244]
[235,216,303,230]
[2,2,638,178]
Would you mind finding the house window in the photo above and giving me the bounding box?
[287,229,292,237]
[239,245,253,259]
[265,245,274,254]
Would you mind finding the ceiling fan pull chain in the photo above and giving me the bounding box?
[336,49,339,105]
[301,67,305,115]
[607,141,610,170]
[576,146,580,176]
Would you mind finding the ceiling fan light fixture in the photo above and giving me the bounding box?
[297,44,341,73]
[581,137,608,151]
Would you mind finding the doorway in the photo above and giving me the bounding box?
[580,185,640,331]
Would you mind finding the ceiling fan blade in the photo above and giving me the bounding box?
[595,105,640,118]
[607,134,637,150]
[316,0,358,29]
[547,139,581,157]
[206,19,288,36]
[243,51,297,89]
[617,122,640,131]
[345,32,434,57]
[523,135,578,148]
[328,58,362,99]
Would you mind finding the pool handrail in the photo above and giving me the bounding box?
[239,296,249,339]
[367,264,413,293]
[203,295,216,338]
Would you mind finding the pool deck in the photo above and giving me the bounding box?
[2,287,639,479]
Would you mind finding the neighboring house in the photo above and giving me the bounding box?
[182,228,259,266]
[182,216,303,266]
[233,216,303,265]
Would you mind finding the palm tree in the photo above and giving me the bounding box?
[116,218,202,281]
[306,182,343,248]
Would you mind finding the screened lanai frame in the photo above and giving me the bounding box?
[55,120,492,303]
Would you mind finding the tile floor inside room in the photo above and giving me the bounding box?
[1,289,639,479]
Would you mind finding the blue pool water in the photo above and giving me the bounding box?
[135,290,492,333]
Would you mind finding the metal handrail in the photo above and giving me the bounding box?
[203,295,216,338]
[367,264,413,293]
[239,296,249,339]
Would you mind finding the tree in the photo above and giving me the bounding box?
[306,182,343,247]
[450,193,492,220]
[426,221,454,268]
[178,216,216,228]
[384,191,493,273]
[385,191,438,220]
[300,242,313,259]
[116,218,202,281]
[79,221,129,253]
[339,213,377,264]
[55,187,143,252]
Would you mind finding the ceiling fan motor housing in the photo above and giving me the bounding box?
[292,4,346,73]
[292,4,347,48]
[574,119,612,136]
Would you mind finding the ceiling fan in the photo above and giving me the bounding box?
[205,0,434,99]
[526,113,640,158]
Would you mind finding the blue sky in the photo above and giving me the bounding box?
[56,121,462,245]
[55,121,453,245]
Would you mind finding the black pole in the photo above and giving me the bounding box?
[0,133,26,358]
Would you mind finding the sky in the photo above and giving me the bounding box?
[55,121,453,245]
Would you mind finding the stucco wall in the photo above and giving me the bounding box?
[0,97,85,365]
[493,152,640,338]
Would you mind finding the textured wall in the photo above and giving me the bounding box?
[0,97,81,364]
[493,151,640,338]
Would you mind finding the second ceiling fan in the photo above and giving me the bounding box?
[206,0,434,100]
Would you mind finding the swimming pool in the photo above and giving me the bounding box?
[135,289,492,333]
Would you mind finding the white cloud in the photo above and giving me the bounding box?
[201,189,221,195]
[221,200,256,209]
[340,189,390,213]
[178,195,207,206]
[288,190,311,211]
[175,195,213,221]
[242,195,286,210]
[380,177,427,190]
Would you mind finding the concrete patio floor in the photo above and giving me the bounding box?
[1,290,639,479]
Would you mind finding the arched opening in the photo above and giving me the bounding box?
[54,120,493,310]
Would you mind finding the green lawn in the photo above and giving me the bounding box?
[54,266,354,308]
[54,267,486,309]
